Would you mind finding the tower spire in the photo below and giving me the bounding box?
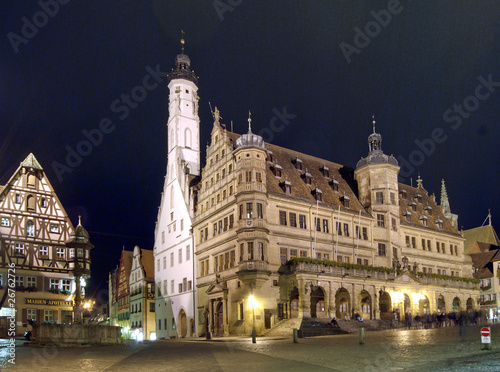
[372,114,376,134]
[248,111,252,133]
[180,30,185,53]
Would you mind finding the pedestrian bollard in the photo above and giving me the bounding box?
[359,327,365,345]
[293,329,298,343]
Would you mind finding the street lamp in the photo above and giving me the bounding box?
[249,295,256,343]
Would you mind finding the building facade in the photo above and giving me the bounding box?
[115,249,132,335]
[191,114,479,336]
[0,154,89,335]
[153,39,198,339]
[129,245,156,340]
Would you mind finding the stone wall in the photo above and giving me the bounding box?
[31,324,122,345]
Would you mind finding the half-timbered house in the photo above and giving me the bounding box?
[0,153,88,335]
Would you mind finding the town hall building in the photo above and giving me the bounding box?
[157,40,479,338]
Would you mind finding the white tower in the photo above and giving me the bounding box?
[154,35,199,339]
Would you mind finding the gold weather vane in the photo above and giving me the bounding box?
[180,30,185,53]
[372,114,376,133]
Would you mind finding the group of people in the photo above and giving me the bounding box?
[395,310,487,329]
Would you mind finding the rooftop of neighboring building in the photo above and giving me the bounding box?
[464,223,500,254]
[140,248,154,280]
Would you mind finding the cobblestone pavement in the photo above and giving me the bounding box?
[2,324,500,371]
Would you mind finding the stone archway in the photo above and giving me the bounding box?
[466,298,474,311]
[335,288,350,320]
[437,295,445,313]
[452,297,461,312]
[310,286,325,318]
[290,287,299,318]
[379,291,392,320]
[358,290,371,319]
[178,309,187,338]
[419,296,430,315]
[404,294,411,314]
[215,302,224,336]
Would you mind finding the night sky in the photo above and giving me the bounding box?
[1,1,499,298]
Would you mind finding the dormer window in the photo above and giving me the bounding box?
[280,177,292,195]
[419,215,428,226]
[266,150,274,163]
[415,193,422,204]
[402,209,412,223]
[272,164,282,178]
[435,218,443,230]
[424,204,432,215]
[408,201,417,212]
[320,165,329,178]
[312,186,322,202]
[302,168,312,185]
[340,193,350,208]
[330,177,339,192]
[293,156,303,171]
[400,189,407,200]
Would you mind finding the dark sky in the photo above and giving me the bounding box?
[1,1,499,297]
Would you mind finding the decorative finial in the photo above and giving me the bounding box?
[180,30,185,53]
[248,110,252,132]
[372,114,376,134]
[488,209,492,226]
[78,215,81,226]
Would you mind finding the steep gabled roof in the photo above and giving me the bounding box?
[21,153,43,170]
[464,225,500,254]
[398,183,460,236]
[470,249,500,279]
[224,130,369,216]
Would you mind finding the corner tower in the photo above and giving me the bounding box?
[354,117,400,266]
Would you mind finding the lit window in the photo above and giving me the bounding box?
[49,279,60,290]
[26,221,35,237]
[14,243,24,255]
[257,203,263,219]
[50,224,59,233]
[246,203,253,218]
[299,215,306,229]
[56,247,65,259]
[39,246,48,257]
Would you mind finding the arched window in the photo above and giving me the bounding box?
[26,220,34,237]
[185,128,192,148]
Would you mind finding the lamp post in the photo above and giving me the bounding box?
[249,295,256,343]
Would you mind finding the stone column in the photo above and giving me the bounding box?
[298,278,311,318]
[223,290,229,336]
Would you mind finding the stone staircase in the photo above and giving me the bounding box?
[264,317,392,338]
[333,318,393,334]
[264,317,303,337]
[300,318,349,337]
